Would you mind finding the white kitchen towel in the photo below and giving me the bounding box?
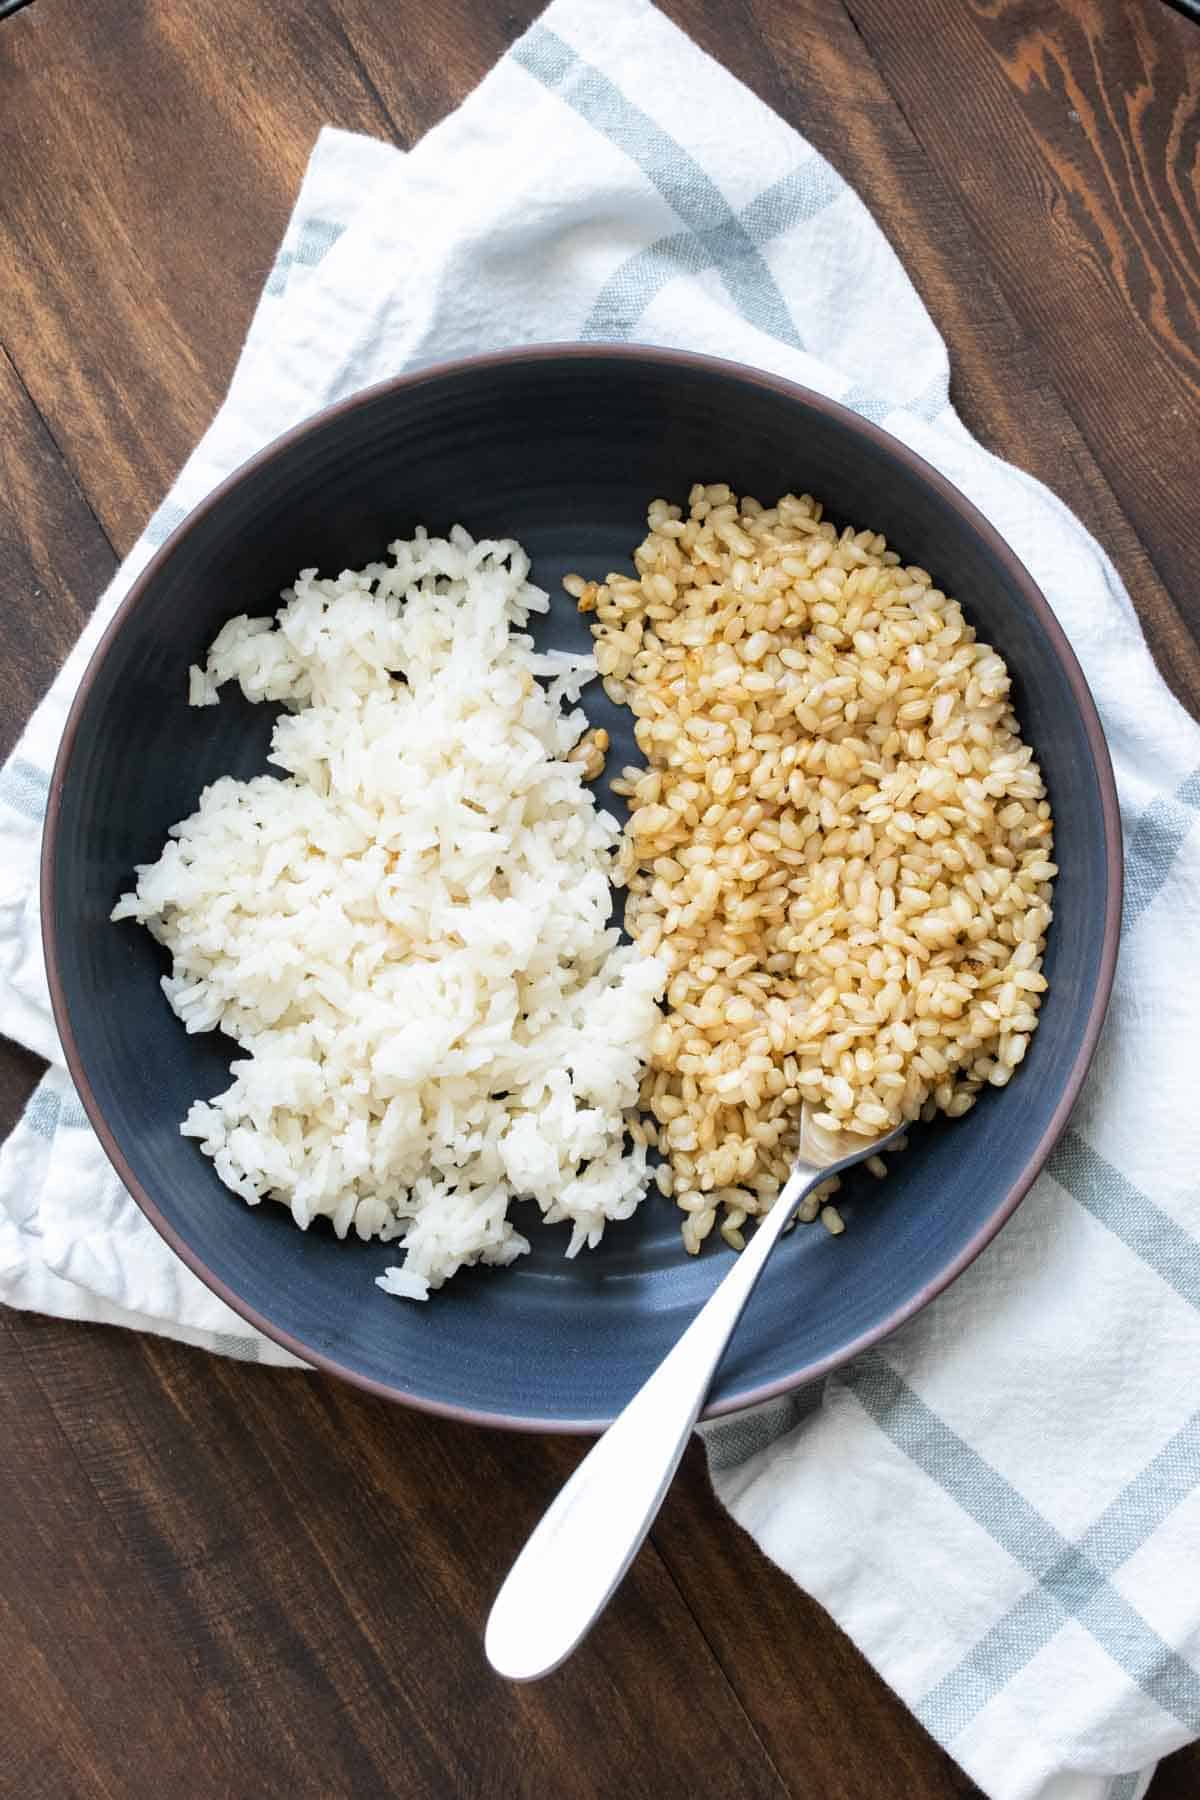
[2,4,1198,1795]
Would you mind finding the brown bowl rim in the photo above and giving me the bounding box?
[41,342,1123,1433]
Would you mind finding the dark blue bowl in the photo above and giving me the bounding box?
[43,347,1121,1430]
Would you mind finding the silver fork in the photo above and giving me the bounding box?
[485,1104,907,1680]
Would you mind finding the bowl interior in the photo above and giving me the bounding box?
[48,351,1116,1427]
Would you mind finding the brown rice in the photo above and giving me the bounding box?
[570,485,1055,1254]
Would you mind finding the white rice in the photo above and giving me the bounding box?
[113,528,666,1299]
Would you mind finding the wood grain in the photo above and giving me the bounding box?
[0,343,115,1201]
[0,347,116,757]
[1,0,1199,1795]
[0,0,393,553]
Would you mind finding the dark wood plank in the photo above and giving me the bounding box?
[0,0,400,554]
[0,343,117,1157]
[0,1323,244,1800]
[1150,1745,1200,1799]
[0,347,116,758]
[329,0,538,138]
[0,1310,789,1800]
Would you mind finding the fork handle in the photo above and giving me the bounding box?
[484,1158,823,1681]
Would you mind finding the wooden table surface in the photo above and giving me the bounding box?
[3,3,1199,1795]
